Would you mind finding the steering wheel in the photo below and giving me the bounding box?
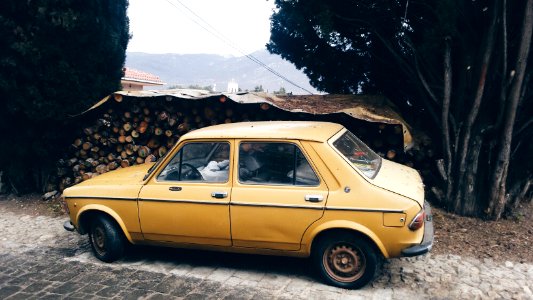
[180,163,203,181]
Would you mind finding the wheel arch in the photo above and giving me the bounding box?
[305,221,389,258]
[76,205,133,243]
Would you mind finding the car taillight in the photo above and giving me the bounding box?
[408,211,425,231]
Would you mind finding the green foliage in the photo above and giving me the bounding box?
[168,84,214,92]
[0,0,130,193]
[254,85,264,92]
[273,87,287,95]
[268,0,406,95]
[187,84,214,92]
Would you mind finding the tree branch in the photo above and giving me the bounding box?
[496,0,509,128]
[443,37,453,197]
[488,0,533,219]
[414,55,440,105]
[332,10,442,126]
[453,2,499,211]
[508,176,532,213]
[514,118,533,137]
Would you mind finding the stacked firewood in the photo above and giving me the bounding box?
[53,95,411,192]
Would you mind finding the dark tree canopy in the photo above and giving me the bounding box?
[267,0,406,95]
[268,0,533,219]
[0,0,130,192]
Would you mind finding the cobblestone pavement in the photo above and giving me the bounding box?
[1,204,532,299]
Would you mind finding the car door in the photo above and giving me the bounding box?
[230,140,328,251]
[138,140,233,246]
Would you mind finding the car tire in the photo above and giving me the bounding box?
[88,215,125,262]
[312,232,379,289]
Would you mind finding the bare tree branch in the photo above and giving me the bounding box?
[414,56,440,104]
[493,0,509,131]
[514,118,533,137]
[488,0,533,219]
[453,3,499,211]
[443,37,453,199]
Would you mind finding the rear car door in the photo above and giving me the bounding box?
[230,140,328,250]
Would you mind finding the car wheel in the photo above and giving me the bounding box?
[313,233,379,289]
[89,215,125,262]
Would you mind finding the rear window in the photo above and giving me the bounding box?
[332,131,381,179]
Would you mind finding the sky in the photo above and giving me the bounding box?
[127,0,276,56]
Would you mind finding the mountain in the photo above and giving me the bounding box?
[125,50,319,94]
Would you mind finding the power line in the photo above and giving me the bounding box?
[165,0,313,94]
[163,0,314,94]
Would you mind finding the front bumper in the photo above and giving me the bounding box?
[401,202,434,257]
[63,220,75,232]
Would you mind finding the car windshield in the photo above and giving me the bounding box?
[332,130,382,179]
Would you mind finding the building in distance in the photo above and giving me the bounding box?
[121,68,165,91]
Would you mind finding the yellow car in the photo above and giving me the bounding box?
[63,121,433,289]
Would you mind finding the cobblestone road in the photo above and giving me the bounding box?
[1,203,532,299]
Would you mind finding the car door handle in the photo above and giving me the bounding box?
[169,186,182,191]
[211,191,228,199]
[305,195,323,202]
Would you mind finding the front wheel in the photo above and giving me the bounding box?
[312,233,379,289]
[89,215,125,262]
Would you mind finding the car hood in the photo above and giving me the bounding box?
[63,163,154,199]
[370,159,425,206]
[76,163,153,186]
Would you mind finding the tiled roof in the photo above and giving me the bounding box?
[122,67,164,85]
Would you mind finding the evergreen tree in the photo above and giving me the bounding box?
[274,87,286,95]
[0,0,130,193]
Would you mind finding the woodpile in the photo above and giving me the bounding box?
[53,95,414,192]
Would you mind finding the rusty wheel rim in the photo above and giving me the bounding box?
[93,226,106,255]
[323,243,366,283]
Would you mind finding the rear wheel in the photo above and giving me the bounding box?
[313,232,379,289]
[88,215,125,262]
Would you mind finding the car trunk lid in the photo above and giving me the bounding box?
[370,159,425,206]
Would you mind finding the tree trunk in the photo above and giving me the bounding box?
[460,134,483,215]
[442,37,453,201]
[508,177,532,212]
[487,0,533,219]
[452,11,497,212]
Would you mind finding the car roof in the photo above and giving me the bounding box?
[180,121,345,142]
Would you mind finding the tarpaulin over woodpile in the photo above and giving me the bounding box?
[82,89,413,150]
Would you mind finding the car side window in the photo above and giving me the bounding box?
[239,142,319,186]
[157,142,230,182]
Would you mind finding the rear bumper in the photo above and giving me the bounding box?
[401,202,434,257]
